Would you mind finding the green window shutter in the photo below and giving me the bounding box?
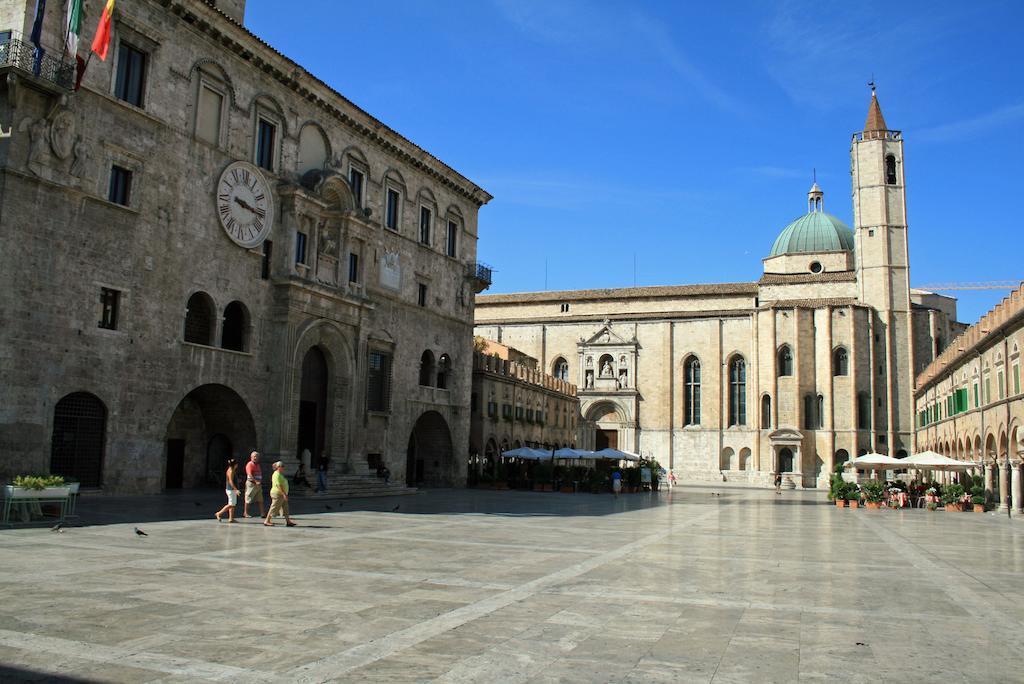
[1015,366,1020,395]
[974,383,979,407]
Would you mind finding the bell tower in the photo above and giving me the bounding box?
[851,88,914,455]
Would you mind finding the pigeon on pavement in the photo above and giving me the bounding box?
[134,527,148,536]
[51,522,63,532]
[391,505,400,512]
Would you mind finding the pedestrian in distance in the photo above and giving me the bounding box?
[774,472,782,494]
[215,458,240,523]
[265,461,297,527]
[244,451,265,518]
[292,461,311,489]
[611,469,622,497]
[316,452,329,493]
[381,465,390,485]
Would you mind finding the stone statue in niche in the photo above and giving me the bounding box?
[21,117,48,176]
[585,370,594,388]
[69,137,90,179]
[586,356,592,367]
[319,227,337,257]
[49,110,76,161]
[619,368,628,388]
[601,361,613,377]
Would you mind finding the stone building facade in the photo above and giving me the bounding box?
[469,343,580,468]
[476,94,957,489]
[914,284,1024,516]
[0,0,491,492]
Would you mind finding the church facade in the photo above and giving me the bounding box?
[476,95,958,488]
[0,0,490,492]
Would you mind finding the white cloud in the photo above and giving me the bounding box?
[916,102,1024,143]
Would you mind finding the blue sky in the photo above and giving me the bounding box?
[247,0,1022,324]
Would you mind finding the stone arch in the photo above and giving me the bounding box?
[187,58,238,106]
[586,400,627,451]
[221,300,250,352]
[318,174,357,212]
[338,144,369,169]
[297,121,331,174]
[406,411,455,487]
[835,449,850,467]
[720,446,734,471]
[552,356,569,381]
[288,320,355,465]
[50,392,107,488]
[163,384,257,490]
[778,447,794,473]
[985,432,998,462]
[419,349,436,387]
[382,166,408,189]
[184,291,217,346]
[738,447,751,471]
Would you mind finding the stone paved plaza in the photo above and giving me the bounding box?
[2,488,1024,683]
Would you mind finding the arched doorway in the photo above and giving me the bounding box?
[297,346,329,470]
[50,392,107,487]
[779,448,794,473]
[164,384,256,490]
[406,411,454,487]
[587,401,624,451]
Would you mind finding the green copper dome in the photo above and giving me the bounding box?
[769,211,854,257]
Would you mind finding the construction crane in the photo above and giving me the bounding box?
[913,281,1020,292]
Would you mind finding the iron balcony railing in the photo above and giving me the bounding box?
[0,36,75,90]
[466,261,493,290]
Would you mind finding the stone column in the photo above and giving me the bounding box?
[998,462,1009,512]
[1011,463,1023,516]
[984,463,994,501]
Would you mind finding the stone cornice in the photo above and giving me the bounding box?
[159,0,492,208]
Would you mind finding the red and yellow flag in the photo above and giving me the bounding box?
[90,0,116,61]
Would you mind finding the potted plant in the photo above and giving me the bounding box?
[970,485,985,512]
[926,501,938,511]
[4,475,71,523]
[846,483,860,508]
[942,484,965,512]
[861,481,886,509]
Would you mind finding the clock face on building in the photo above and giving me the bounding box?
[216,161,274,248]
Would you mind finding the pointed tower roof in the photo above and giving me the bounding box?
[864,91,888,132]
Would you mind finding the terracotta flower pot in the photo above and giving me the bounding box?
[865,501,881,509]
[848,500,859,509]
[973,504,985,513]
[835,499,846,508]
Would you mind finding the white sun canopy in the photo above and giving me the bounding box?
[500,447,550,460]
[592,448,641,462]
[844,453,905,470]
[904,451,981,470]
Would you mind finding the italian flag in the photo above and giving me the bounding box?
[91,0,116,61]
[65,0,83,57]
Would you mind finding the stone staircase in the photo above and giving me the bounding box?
[290,461,417,500]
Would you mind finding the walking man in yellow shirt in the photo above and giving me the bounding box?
[264,461,297,527]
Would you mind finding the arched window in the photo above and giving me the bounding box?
[761,394,771,428]
[817,394,825,429]
[418,350,435,387]
[436,354,451,389]
[553,357,569,381]
[683,356,701,426]
[804,394,814,430]
[184,292,215,345]
[778,448,794,473]
[885,154,897,185]
[50,392,107,487]
[777,346,793,376]
[835,449,850,467]
[832,347,848,376]
[221,301,249,351]
[857,392,870,430]
[728,356,746,426]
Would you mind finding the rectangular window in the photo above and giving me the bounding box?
[99,288,120,330]
[1015,365,1020,395]
[367,351,392,412]
[502,404,512,420]
[114,42,146,107]
[446,220,458,257]
[349,167,364,206]
[261,240,272,280]
[487,401,497,418]
[985,377,991,404]
[998,371,1005,400]
[108,165,132,206]
[196,83,223,145]
[974,383,979,408]
[515,406,524,421]
[419,206,432,245]
[417,283,427,307]
[385,188,400,230]
[348,252,359,283]
[295,231,307,265]
[256,118,276,171]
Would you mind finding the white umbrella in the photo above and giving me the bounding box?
[905,451,981,470]
[844,453,905,470]
[593,448,641,462]
[500,447,549,460]
[554,447,594,458]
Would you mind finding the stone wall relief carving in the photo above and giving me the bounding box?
[21,116,49,176]
[49,109,76,160]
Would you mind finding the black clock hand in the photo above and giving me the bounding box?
[233,196,256,213]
